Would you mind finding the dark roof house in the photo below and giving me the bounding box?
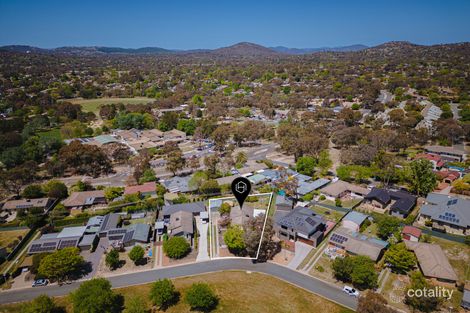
[162,201,206,217]
[275,206,326,246]
[364,188,417,218]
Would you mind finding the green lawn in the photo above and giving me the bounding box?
[63,97,155,114]
[37,128,62,141]
[312,206,345,222]
[0,272,354,313]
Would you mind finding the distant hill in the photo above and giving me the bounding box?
[270,44,368,54]
[1,42,469,60]
[211,42,279,56]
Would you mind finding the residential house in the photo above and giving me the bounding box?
[62,190,106,210]
[415,153,445,171]
[419,193,470,235]
[462,282,470,310]
[168,210,194,241]
[27,226,87,254]
[297,178,330,197]
[341,211,369,232]
[424,145,467,162]
[162,201,206,221]
[363,188,417,218]
[124,181,157,197]
[248,173,269,185]
[161,176,197,193]
[236,161,268,176]
[98,213,121,237]
[106,223,151,247]
[320,180,369,201]
[216,174,241,186]
[435,170,461,184]
[275,206,326,247]
[401,225,422,242]
[416,101,442,130]
[329,227,389,262]
[275,195,293,212]
[163,129,186,143]
[2,198,55,213]
[405,241,457,283]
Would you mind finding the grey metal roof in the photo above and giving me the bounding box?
[99,213,120,232]
[421,193,470,228]
[162,201,206,216]
[276,206,325,236]
[57,226,87,238]
[297,178,330,196]
[125,223,150,243]
[162,176,197,193]
[343,211,368,226]
[79,234,97,247]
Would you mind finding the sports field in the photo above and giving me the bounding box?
[63,97,155,113]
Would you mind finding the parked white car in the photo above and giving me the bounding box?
[343,286,359,297]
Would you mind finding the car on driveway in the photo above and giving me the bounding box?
[32,279,49,287]
[342,286,359,297]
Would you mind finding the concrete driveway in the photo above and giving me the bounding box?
[81,237,109,279]
[195,217,209,261]
[287,241,313,270]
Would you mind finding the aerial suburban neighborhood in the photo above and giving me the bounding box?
[0,1,470,313]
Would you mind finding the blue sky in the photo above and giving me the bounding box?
[1,0,469,49]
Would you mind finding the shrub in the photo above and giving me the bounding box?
[105,249,120,270]
[128,245,145,265]
[319,195,326,201]
[149,279,178,309]
[22,295,60,313]
[185,283,218,311]
[219,202,231,215]
[223,225,245,255]
[163,237,190,259]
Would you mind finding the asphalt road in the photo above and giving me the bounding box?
[0,259,358,310]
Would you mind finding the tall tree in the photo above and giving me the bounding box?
[408,159,437,196]
[165,148,186,176]
[71,278,122,313]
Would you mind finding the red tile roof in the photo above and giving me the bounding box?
[124,181,156,195]
[402,225,422,239]
[415,153,444,167]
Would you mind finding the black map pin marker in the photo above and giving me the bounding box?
[231,176,252,209]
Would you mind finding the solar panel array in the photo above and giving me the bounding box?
[58,239,79,249]
[446,199,458,206]
[438,212,460,224]
[29,243,57,253]
[330,233,349,245]
[108,229,127,235]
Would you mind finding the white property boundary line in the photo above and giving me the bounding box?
[208,192,274,261]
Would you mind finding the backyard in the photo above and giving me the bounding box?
[0,228,30,253]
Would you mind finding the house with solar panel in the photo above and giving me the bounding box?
[2,197,55,213]
[274,206,327,247]
[62,190,107,211]
[328,227,389,262]
[419,193,470,235]
[27,226,91,254]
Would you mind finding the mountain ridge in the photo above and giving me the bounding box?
[1,41,469,56]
